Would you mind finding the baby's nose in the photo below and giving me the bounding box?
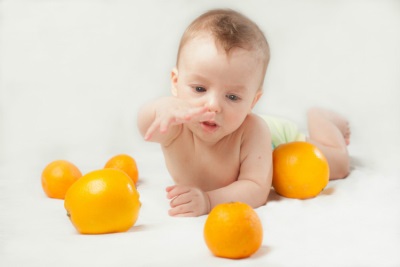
[206,95,221,113]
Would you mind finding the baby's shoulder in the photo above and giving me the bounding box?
[242,113,269,130]
[239,113,271,140]
[236,113,272,160]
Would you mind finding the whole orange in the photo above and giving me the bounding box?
[204,202,263,259]
[64,168,141,234]
[41,160,82,199]
[104,154,139,185]
[272,141,329,199]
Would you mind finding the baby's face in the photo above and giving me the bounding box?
[172,34,264,142]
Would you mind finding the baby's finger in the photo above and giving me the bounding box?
[169,107,212,126]
[198,111,216,122]
[159,116,176,133]
[144,119,162,140]
[146,114,178,139]
[187,106,209,117]
[172,106,207,123]
[169,210,196,217]
[170,193,191,208]
[158,110,193,131]
[165,185,176,192]
[166,185,190,199]
[168,204,195,217]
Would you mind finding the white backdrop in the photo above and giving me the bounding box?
[1,1,400,266]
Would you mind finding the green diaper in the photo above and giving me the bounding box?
[259,114,306,149]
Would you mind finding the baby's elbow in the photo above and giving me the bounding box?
[253,183,270,208]
[261,189,269,206]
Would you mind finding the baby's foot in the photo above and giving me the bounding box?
[339,122,351,146]
[322,109,351,145]
[343,123,351,146]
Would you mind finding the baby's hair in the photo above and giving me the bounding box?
[176,9,270,84]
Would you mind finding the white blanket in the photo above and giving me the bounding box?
[1,1,399,266]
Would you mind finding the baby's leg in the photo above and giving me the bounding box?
[306,107,351,180]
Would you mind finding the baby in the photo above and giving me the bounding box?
[137,9,350,217]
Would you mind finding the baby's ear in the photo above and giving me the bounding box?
[171,67,179,96]
[251,90,263,109]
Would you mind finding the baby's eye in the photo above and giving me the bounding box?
[194,86,206,93]
[226,94,240,101]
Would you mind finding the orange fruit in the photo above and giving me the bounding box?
[104,154,139,185]
[204,202,263,259]
[41,160,82,199]
[272,141,329,199]
[64,168,141,234]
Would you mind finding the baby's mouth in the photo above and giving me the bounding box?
[203,121,217,127]
[201,121,219,132]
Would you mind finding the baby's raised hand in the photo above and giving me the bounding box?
[144,99,215,140]
[166,185,211,217]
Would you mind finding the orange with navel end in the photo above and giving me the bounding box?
[64,168,141,234]
[41,160,82,199]
[104,154,139,185]
[272,141,329,199]
[204,202,263,259]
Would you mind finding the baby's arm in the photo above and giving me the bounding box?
[166,115,273,216]
[209,116,273,209]
[137,96,215,144]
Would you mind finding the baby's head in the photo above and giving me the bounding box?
[176,9,270,88]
